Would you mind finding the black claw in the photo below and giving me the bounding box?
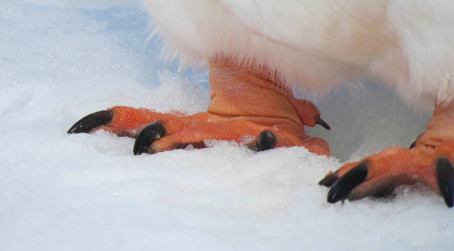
[436,157,454,208]
[67,110,113,134]
[133,121,166,155]
[327,162,369,203]
[318,171,339,187]
[316,117,331,130]
[254,131,277,152]
[409,140,416,149]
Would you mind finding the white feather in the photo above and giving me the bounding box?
[142,0,454,107]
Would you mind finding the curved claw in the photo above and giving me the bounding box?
[133,121,166,155]
[67,110,113,134]
[327,162,369,203]
[253,131,277,152]
[409,140,416,149]
[318,171,339,187]
[436,157,454,208]
[316,117,331,130]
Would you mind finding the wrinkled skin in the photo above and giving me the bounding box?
[69,57,454,208]
[68,57,330,156]
[319,102,454,207]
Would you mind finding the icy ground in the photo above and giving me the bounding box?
[1,0,453,250]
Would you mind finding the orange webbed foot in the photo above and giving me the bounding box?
[320,103,454,208]
[67,103,328,155]
[68,57,330,156]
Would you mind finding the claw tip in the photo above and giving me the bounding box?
[436,157,454,208]
[67,110,113,134]
[319,171,338,187]
[133,121,166,156]
[327,162,368,203]
[254,131,277,152]
[316,117,331,130]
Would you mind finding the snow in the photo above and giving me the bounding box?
[1,0,453,250]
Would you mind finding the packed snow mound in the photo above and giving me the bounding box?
[1,1,452,250]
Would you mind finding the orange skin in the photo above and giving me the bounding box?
[96,57,329,155]
[71,56,454,204]
[322,102,454,201]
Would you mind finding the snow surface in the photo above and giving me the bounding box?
[1,0,453,250]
